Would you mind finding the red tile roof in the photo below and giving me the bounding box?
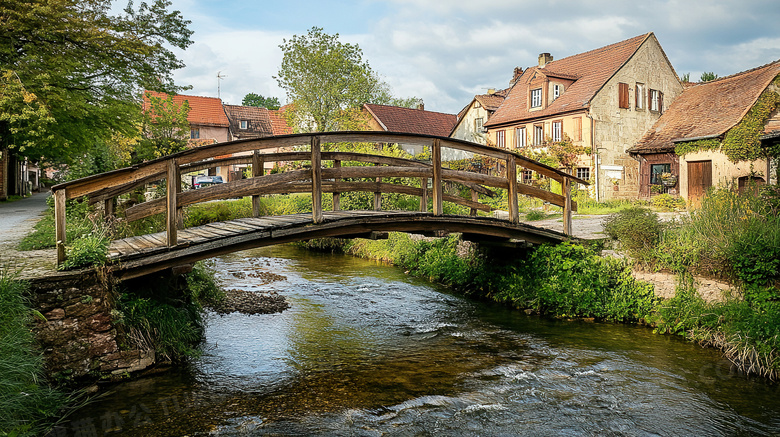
[485,33,652,127]
[363,104,457,137]
[223,104,274,139]
[144,91,229,128]
[269,106,293,135]
[629,60,780,154]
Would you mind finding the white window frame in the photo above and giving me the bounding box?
[533,125,544,146]
[553,84,561,100]
[496,130,506,148]
[515,127,526,149]
[190,128,200,139]
[552,121,562,142]
[636,83,645,109]
[240,120,248,129]
[650,89,660,112]
[531,88,542,108]
[576,167,590,181]
[474,117,484,132]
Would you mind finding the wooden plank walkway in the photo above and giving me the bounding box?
[108,210,569,280]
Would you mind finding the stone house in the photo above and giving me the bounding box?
[448,87,510,161]
[222,104,294,179]
[362,103,457,156]
[484,33,683,200]
[629,61,780,203]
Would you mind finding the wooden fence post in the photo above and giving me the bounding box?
[432,139,443,216]
[420,177,428,212]
[470,189,478,216]
[166,159,179,247]
[311,136,323,223]
[333,160,341,211]
[104,197,114,219]
[563,176,572,236]
[252,150,264,217]
[506,155,519,223]
[54,188,66,265]
[373,162,381,211]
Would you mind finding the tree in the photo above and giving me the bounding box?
[242,93,281,110]
[134,93,191,162]
[0,0,193,164]
[275,27,419,132]
[700,72,719,82]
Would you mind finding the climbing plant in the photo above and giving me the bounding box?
[674,138,721,157]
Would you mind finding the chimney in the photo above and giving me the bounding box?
[416,103,424,110]
[538,53,553,67]
[487,88,496,95]
[510,67,523,86]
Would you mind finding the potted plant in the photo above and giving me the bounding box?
[660,172,677,187]
[611,179,620,191]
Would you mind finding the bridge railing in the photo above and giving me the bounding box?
[51,131,588,265]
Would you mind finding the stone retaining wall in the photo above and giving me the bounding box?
[28,270,154,381]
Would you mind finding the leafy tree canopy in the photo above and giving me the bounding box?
[700,71,719,82]
[0,0,193,164]
[242,93,281,110]
[275,26,420,133]
[134,93,191,162]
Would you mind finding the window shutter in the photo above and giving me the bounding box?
[618,83,629,109]
[648,88,652,110]
[659,92,664,113]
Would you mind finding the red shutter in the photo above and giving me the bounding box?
[618,83,629,109]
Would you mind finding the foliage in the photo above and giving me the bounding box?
[242,93,281,110]
[19,199,96,250]
[135,92,191,161]
[545,134,590,171]
[650,193,686,211]
[525,210,549,221]
[0,271,66,436]
[681,73,691,83]
[603,207,664,263]
[721,84,780,162]
[184,262,225,309]
[0,0,193,164]
[275,26,419,133]
[58,234,109,270]
[700,72,719,82]
[674,138,721,158]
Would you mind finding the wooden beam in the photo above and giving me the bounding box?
[432,139,443,216]
[54,189,66,265]
[333,160,341,211]
[311,136,323,223]
[373,162,381,211]
[420,177,428,212]
[563,176,572,236]
[166,159,178,247]
[506,154,519,223]
[470,189,478,216]
[252,150,264,217]
[104,197,114,218]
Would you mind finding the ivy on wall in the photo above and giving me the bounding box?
[675,75,780,163]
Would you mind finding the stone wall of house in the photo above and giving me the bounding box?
[29,271,155,381]
[679,150,768,200]
[590,35,684,200]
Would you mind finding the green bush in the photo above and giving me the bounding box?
[650,194,686,210]
[602,207,663,263]
[58,234,109,270]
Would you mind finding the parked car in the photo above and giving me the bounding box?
[193,175,224,189]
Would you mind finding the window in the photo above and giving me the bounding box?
[496,130,506,148]
[515,127,526,149]
[552,120,562,142]
[531,88,543,108]
[573,117,582,141]
[635,83,645,109]
[576,167,590,181]
[240,120,248,129]
[553,84,561,100]
[474,117,484,132]
[650,163,671,185]
[650,89,663,112]
[522,169,533,183]
[190,128,200,139]
[533,125,544,145]
[618,82,629,109]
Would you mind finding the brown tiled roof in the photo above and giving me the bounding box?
[485,33,651,127]
[144,91,229,127]
[629,61,780,154]
[223,104,274,139]
[475,88,510,112]
[269,106,293,135]
[363,104,457,137]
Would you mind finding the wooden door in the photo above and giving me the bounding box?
[688,160,712,205]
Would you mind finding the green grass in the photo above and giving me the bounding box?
[0,271,66,436]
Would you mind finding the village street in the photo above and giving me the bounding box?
[0,192,57,278]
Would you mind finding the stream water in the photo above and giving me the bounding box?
[60,245,780,436]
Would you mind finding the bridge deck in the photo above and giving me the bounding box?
[108,210,568,280]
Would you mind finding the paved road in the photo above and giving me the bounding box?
[0,191,57,277]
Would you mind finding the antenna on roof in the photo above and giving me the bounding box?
[217,71,227,99]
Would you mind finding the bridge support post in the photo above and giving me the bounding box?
[470,189,478,216]
[166,159,179,247]
[333,160,341,211]
[54,188,66,265]
[563,176,572,236]
[311,136,323,223]
[506,155,519,223]
[432,139,443,216]
[420,177,428,212]
[373,162,381,211]
[252,151,264,217]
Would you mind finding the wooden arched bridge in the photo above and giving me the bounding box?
[51,132,587,280]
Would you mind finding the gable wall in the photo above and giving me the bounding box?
[451,102,490,144]
[590,35,683,200]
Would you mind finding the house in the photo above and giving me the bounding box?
[629,61,780,203]
[484,33,683,200]
[451,86,511,145]
[222,104,294,179]
[362,103,457,155]
[0,150,40,200]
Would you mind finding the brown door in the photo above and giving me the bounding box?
[688,160,712,205]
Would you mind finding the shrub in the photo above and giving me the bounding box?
[651,193,686,211]
[602,207,663,263]
[59,234,109,270]
[525,210,548,221]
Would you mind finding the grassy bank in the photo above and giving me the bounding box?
[0,272,67,436]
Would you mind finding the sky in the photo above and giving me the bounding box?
[164,0,780,115]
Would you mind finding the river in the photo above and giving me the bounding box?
[60,245,780,436]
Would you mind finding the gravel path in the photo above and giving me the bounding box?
[0,192,58,278]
